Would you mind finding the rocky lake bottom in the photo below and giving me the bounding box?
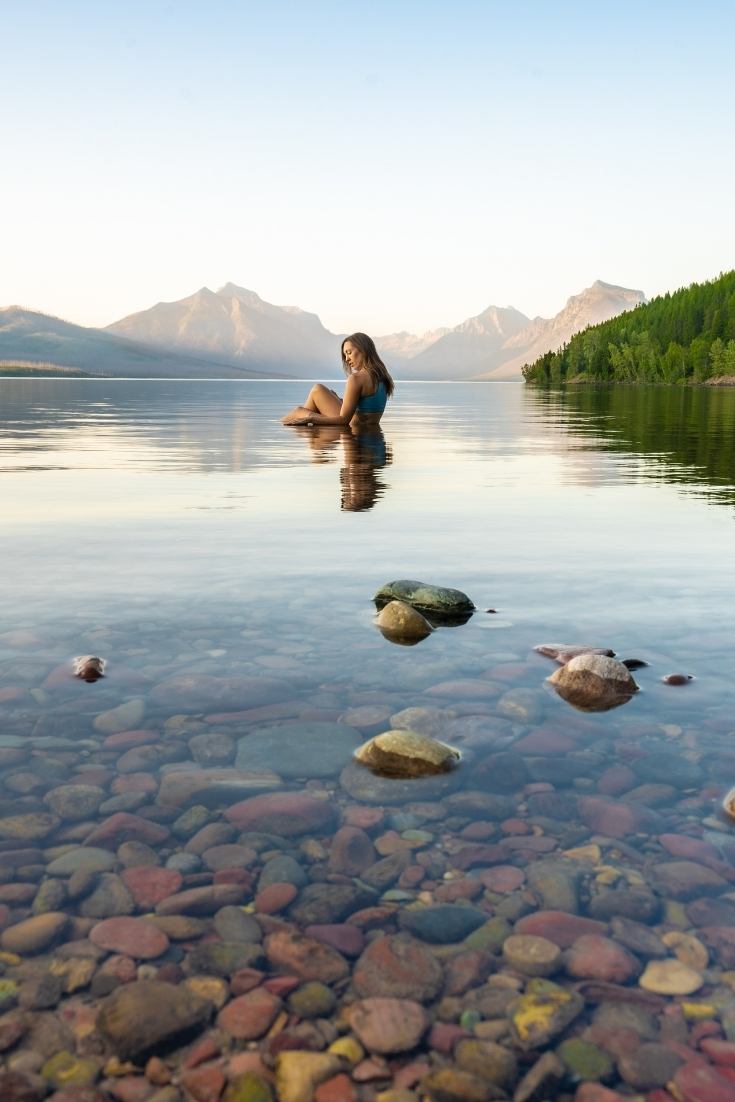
[1,379,735,1102]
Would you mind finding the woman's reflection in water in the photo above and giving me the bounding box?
[292,424,392,511]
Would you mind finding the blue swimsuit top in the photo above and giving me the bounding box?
[356,379,388,414]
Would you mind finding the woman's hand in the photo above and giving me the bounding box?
[281,406,314,425]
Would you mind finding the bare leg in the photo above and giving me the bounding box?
[302,383,342,416]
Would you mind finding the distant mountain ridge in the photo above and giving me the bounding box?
[476,281,647,380]
[0,306,280,380]
[107,283,337,379]
[0,279,647,380]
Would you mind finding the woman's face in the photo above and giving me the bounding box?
[343,341,365,372]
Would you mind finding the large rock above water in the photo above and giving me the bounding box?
[355,729,459,778]
[534,643,615,665]
[236,722,362,779]
[97,980,212,1061]
[547,654,638,712]
[374,579,475,624]
[376,600,434,644]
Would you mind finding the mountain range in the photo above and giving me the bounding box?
[0,280,646,381]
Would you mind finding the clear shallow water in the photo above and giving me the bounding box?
[2,380,734,718]
[3,378,735,1096]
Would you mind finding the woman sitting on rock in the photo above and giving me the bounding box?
[281,333,395,427]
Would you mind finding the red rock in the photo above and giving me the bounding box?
[264,929,349,982]
[582,1023,641,1060]
[395,1062,430,1088]
[659,834,721,862]
[342,807,384,830]
[217,988,282,1039]
[701,1038,735,1067]
[263,975,300,997]
[653,861,728,900]
[121,867,183,910]
[98,953,138,983]
[597,764,637,796]
[103,730,159,750]
[180,1065,226,1102]
[691,1022,721,1045]
[226,1052,274,1080]
[500,818,531,835]
[564,935,639,983]
[0,686,26,703]
[213,869,253,887]
[353,934,444,1001]
[476,866,525,893]
[515,911,607,947]
[398,865,426,890]
[701,926,735,967]
[224,793,336,836]
[453,844,506,870]
[443,949,493,996]
[346,906,398,930]
[673,1062,735,1102]
[111,774,158,796]
[460,821,498,840]
[578,796,655,838]
[155,884,246,916]
[0,884,36,905]
[85,813,169,849]
[514,729,576,753]
[254,883,298,914]
[90,917,169,959]
[435,879,484,902]
[156,962,183,984]
[304,923,365,958]
[348,997,428,1053]
[107,1075,155,1102]
[575,1086,627,1102]
[230,968,265,996]
[429,1022,470,1053]
[352,1058,390,1082]
[314,1073,357,1102]
[328,827,376,875]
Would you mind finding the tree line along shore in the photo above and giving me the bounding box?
[522,270,735,386]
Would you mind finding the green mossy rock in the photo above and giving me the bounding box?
[374,580,475,624]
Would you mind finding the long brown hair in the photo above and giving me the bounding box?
[341,333,395,398]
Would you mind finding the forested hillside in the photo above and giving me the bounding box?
[522,271,735,384]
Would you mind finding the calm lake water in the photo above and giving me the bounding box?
[2,380,734,717]
[3,378,735,1095]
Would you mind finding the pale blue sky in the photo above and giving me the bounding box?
[3,0,734,334]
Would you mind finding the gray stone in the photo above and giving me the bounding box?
[258,855,308,891]
[398,905,488,944]
[236,722,362,779]
[526,860,580,913]
[213,906,263,944]
[46,848,116,878]
[79,874,135,919]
